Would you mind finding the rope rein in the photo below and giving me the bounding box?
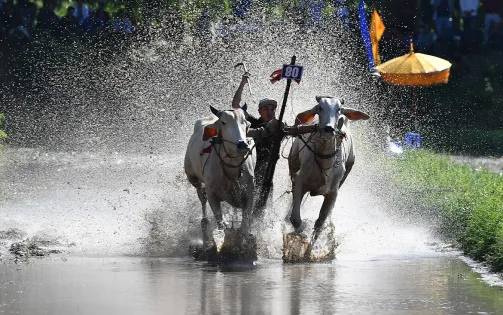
[214,140,256,169]
[283,132,315,160]
[201,135,255,180]
[202,147,213,178]
[296,131,344,160]
[291,129,346,178]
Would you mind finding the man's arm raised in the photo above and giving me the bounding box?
[232,73,249,109]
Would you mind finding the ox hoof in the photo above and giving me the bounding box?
[290,217,307,233]
[216,221,229,230]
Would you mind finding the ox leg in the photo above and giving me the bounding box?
[188,177,211,243]
[239,176,255,236]
[197,184,211,242]
[194,182,208,217]
[289,181,307,233]
[313,191,337,242]
[240,195,252,236]
[207,194,227,230]
[304,191,337,259]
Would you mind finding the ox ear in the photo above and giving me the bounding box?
[341,108,370,121]
[295,109,317,126]
[202,124,218,141]
[241,103,247,112]
[210,105,222,117]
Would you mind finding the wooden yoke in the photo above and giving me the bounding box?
[284,124,319,136]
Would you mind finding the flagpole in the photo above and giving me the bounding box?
[263,55,296,186]
[277,56,296,124]
[258,55,296,210]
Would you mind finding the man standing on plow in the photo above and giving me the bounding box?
[232,72,316,215]
[232,73,282,215]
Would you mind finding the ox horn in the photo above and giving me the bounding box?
[210,105,222,117]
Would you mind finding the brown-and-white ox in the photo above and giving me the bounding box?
[288,96,370,252]
[184,105,255,242]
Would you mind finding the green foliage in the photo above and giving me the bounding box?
[388,150,503,272]
[415,51,503,130]
[0,113,6,140]
[423,128,503,156]
[39,0,233,21]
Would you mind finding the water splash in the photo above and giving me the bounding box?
[0,18,434,260]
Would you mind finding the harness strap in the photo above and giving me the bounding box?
[297,130,346,160]
[214,142,255,169]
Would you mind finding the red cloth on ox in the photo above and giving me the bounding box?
[200,145,213,156]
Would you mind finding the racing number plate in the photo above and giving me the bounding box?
[281,64,303,81]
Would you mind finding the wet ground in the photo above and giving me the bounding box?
[2,255,503,315]
[1,146,503,315]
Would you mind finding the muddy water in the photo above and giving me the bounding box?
[1,146,503,315]
[1,256,503,315]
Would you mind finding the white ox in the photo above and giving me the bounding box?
[288,96,370,246]
[184,105,255,241]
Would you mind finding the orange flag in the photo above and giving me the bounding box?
[370,7,385,66]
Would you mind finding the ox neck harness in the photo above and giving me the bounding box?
[297,129,347,178]
[208,135,255,181]
[297,129,346,160]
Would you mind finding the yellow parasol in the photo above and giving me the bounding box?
[376,40,452,86]
[375,40,452,131]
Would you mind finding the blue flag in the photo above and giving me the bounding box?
[358,0,374,69]
[234,0,252,17]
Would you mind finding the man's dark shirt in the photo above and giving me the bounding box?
[247,114,270,163]
[247,114,284,187]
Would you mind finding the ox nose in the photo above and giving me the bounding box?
[237,140,249,150]
[324,126,335,133]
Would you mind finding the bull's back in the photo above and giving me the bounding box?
[193,116,216,133]
[184,116,217,180]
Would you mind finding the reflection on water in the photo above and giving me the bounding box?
[1,256,502,315]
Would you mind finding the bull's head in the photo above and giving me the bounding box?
[295,96,369,135]
[203,105,251,155]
